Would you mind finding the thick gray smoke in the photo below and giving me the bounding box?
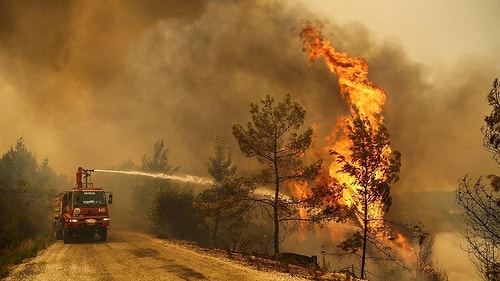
[0,0,346,176]
[0,0,497,207]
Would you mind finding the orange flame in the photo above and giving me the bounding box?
[394,232,411,252]
[390,231,417,265]
[300,25,386,122]
[298,23,392,229]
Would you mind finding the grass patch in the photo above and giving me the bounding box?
[0,235,53,278]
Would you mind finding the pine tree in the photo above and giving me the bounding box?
[232,93,321,255]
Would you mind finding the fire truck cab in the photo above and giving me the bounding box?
[53,168,113,243]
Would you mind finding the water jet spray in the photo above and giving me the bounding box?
[93,169,213,185]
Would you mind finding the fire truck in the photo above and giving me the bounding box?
[53,167,113,243]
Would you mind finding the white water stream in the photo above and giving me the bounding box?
[94,169,213,185]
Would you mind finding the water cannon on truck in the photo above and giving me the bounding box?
[53,167,113,243]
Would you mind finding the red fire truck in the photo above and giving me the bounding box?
[53,167,113,243]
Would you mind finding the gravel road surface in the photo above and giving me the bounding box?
[3,226,310,281]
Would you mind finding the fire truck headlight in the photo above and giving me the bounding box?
[69,219,78,223]
[103,217,110,221]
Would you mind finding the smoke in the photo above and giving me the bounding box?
[1,0,496,220]
[1,0,496,191]
[0,1,345,176]
[0,2,497,279]
[433,232,479,281]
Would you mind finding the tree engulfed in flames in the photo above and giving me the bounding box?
[299,23,392,229]
[294,24,450,280]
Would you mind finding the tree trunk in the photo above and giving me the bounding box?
[273,151,280,256]
[212,211,220,247]
[273,196,279,255]
[360,188,368,279]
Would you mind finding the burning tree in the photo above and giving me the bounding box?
[456,78,500,281]
[332,108,401,279]
[232,93,322,255]
[299,23,402,279]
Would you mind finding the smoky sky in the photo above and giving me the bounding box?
[0,0,497,194]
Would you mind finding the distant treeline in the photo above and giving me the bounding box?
[0,137,69,278]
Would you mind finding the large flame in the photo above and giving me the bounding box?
[299,24,392,229]
[300,25,386,120]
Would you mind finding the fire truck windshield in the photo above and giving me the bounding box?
[73,191,106,206]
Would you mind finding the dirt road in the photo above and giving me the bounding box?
[3,226,310,281]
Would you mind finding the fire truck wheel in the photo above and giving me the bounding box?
[53,223,63,240]
[63,230,70,244]
[55,229,63,240]
[100,229,107,241]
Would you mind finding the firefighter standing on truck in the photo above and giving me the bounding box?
[76,167,83,188]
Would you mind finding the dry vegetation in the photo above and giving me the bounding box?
[178,242,363,281]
